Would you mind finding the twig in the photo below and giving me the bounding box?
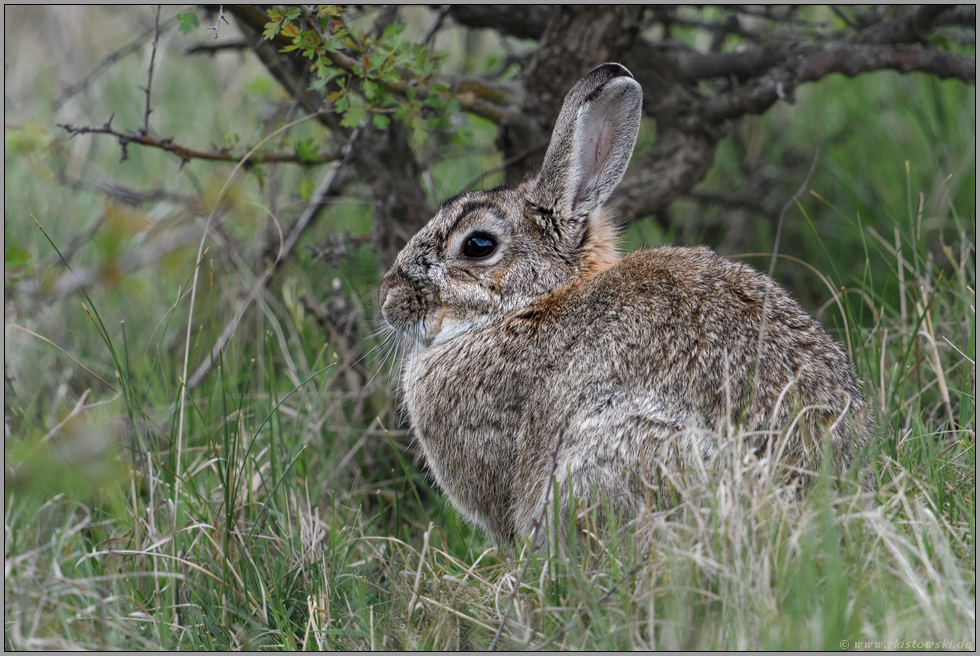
[730,5,830,28]
[460,140,549,193]
[143,6,162,136]
[422,5,451,47]
[368,5,398,39]
[488,431,565,651]
[685,189,773,218]
[52,15,178,112]
[58,120,341,166]
[173,110,329,614]
[769,147,820,277]
[829,5,859,29]
[232,5,521,125]
[186,127,359,389]
[702,43,975,125]
[37,390,91,449]
[207,4,229,40]
[279,127,361,268]
[185,40,250,55]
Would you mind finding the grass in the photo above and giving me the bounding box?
[4,5,976,651]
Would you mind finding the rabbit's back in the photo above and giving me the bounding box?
[404,245,874,542]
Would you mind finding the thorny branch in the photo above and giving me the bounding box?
[142,6,162,136]
[52,14,178,112]
[185,39,250,55]
[421,5,451,47]
[207,4,229,40]
[229,5,522,125]
[57,117,340,166]
[32,4,974,361]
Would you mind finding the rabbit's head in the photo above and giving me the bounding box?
[380,63,643,348]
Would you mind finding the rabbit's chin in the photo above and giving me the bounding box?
[394,313,482,351]
[429,316,479,347]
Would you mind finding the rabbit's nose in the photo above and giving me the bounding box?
[380,274,429,330]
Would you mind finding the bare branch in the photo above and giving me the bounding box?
[232,5,522,126]
[207,4,230,40]
[672,42,792,81]
[798,44,976,82]
[609,126,719,221]
[422,5,451,47]
[52,14,178,112]
[703,43,975,124]
[368,5,398,39]
[661,11,763,44]
[308,232,372,267]
[849,4,953,45]
[447,5,551,41]
[57,120,341,166]
[185,40,250,55]
[186,129,360,389]
[143,6,162,136]
[685,189,773,218]
[459,139,550,193]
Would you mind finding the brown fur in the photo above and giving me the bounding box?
[379,64,877,545]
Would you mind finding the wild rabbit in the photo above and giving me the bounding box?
[380,63,876,545]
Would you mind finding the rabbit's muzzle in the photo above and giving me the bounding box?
[379,268,434,346]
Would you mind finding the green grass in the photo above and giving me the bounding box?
[4,6,976,651]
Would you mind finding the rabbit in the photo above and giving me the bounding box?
[379,63,877,546]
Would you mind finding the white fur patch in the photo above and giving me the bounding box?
[430,317,477,347]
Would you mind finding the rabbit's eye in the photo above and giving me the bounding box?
[462,234,497,259]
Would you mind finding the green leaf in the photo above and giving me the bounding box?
[340,105,367,128]
[318,5,344,18]
[298,177,314,203]
[250,165,266,189]
[393,104,411,121]
[363,80,381,102]
[263,20,282,41]
[372,113,391,131]
[294,138,318,165]
[412,44,428,71]
[381,23,405,42]
[285,6,301,21]
[177,12,200,35]
[410,116,427,148]
[313,58,337,80]
[4,242,30,271]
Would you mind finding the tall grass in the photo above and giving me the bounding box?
[4,5,975,651]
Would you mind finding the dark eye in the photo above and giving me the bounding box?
[462,234,497,259]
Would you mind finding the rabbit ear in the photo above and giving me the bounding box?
[530,63,643,235]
